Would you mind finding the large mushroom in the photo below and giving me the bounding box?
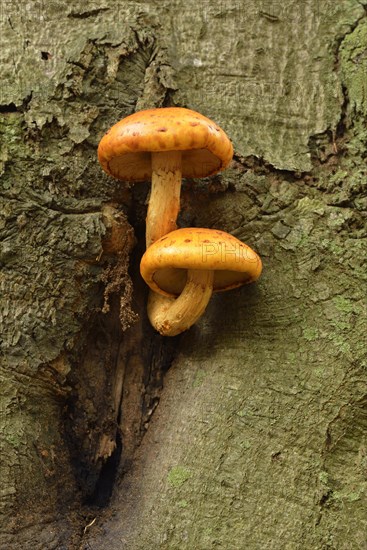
[140,228,262,336]
[98,107,233,247]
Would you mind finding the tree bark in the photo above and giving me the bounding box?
[0,1,366,549]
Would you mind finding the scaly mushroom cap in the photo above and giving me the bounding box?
[98,107,233,181]
[140,228,262,298]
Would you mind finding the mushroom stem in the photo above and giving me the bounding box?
[146,151,182,248]
[147,269,214,337]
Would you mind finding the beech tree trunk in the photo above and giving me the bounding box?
[1,1,366,549]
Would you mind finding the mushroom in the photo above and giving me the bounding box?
[140,228,262,336]
[98,107,233,247]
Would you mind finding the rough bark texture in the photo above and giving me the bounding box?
[0,1,366,549]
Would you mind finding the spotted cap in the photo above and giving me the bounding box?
[140,227,262,298]
[98,107,233,182]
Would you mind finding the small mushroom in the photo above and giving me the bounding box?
[98,107,233,247]
[140,228,262,336]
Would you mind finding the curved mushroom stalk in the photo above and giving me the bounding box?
[147,269,214,337]
[140,227,262,337]
[146,151,182,248]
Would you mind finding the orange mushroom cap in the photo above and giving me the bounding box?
[97,107,233,181]
[140,228,262,298]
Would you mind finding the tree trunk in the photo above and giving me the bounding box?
[1,1,366,549]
